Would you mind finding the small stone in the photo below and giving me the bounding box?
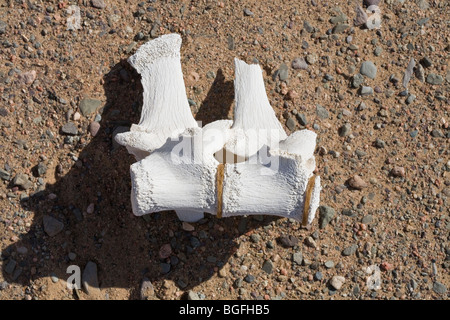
[35,163,47,177]
[91,0,106,9]
[68,252,77,261]
[292,252,303,265]
[391,166,405,177]
[375,138,386,148]
[262,260,274,274]
[426,74,443,85]
[342,244,358,256]
[250,234,261,243]
[374,47,383,56]
[159,244,172,259]
[5,260,16,274]
[61,122,78,135]
[292,58,308,70]
[363,0,380,6]
[433,282,447,295]
[160,263,171,274]
[296,113,307,126]
[415,64,425,82]
[43,215,64,237]
[304,236,317,249]
[325,261,335,269]
[79,98,102,116]
[86,203,95,214]
[316,105,329,120]
[16,246,28,255]
[0,20,7,35]
[366,12,381,30]
[380,262,394,271]
[306,53,318,65]
[140,278,156,300]
[354,6,368,26]
[82,261,100,295]
[420,57,433,68]
[338,123,351,137]
[332,24,350,34]
[187,290,200,300]
[182,222,195,231]
[244,275,255,283]
[361,215,373,224]
[330,276,346,290]
[89,121,100,137]
[403,58,415,88]
[18,70,36,86]
[279,234,298,247]
[286,117,296,131]
[406,95,416,105]
[243,8,254,16]
[0,281,8,290]
[431,129,444,138]
[330,14,347,25]
[348,175,367,190]
[13,173,33,190]
[51,274,59,283]
[360,61,377,79]
[352,73,364,88]
[303,21,314,33]
[278,63,289,81]
[314,271,323,281]
[318,206,335,229]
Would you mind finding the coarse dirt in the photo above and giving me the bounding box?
[0,0,448,301]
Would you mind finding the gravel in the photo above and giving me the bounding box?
[342,244,358,256]
[43,215,64,237]
[79,98,102,116]
[318,205,335,229]
[426,74,443,85]
[82,261,100,295]
[360,61,377,79]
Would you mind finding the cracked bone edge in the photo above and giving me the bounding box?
[223,58,287,159]
[115,33,198,161]
[221,130,321,224]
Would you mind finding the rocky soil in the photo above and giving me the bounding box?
[0,0,448,300]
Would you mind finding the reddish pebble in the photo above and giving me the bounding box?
[380,261,394,271]
[159,243,172,259]
[89,121,100,137]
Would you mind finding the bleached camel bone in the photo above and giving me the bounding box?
[115,34,321,225]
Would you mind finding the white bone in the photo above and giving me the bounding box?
[115,34,321,225]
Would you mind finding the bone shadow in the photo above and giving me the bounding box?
[1,60,278,300]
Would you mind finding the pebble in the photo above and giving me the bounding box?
[187,290,200,300]
[91,0,106,9]
[316,105,329,120]
[361,215,373,224]
[262,260,274,274]
[330,276,346,290]
[291,58,308,70]
[314,271,323,281]
[140,278,156,300]
[0,281,7,290]
[405,94,416,105]
[352,73,364,88]
[363,0,380,6]
[360,61,377,79]
[5,259,16,274]
[61,122,78,135]
[82,261,100,295]
[318,205,335,229]
[391,166,405,177]
[306,53,318,65]
[342,244,358,256]
[160,263,171,274]
[325,261,335,269]
[43,215,64,237]
[375,138,386,148]
[243,8,254,16]
[338,123,351,137]
[16,246,28,255]
[426,74,443,85]
[159,244,172,259]
[304,236,317,249]
[68,252,77,261]
[286,117,296,131]
[181,222,195,231]
[279,234,298,247]
[292,252,303,265]
[431,129,444,138]
[374,47,382,56]
[420,57,432,68]
[18,70,36,86]
[0,20,7,34]
[332,24,349,34]
[354,6,368,26]
[250,233,261,243]
[79,98,102,116]
[51,274,59,283]
[432,282,447,295]
[89,121,100,137]
[403,58,415,88]
[244,275,255,283]
[415,64,425,82]
[278,63,289,81]
[13,173,33,190]
[36,163,47,177]
[296,113,307,126]
[348,175,368,190]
